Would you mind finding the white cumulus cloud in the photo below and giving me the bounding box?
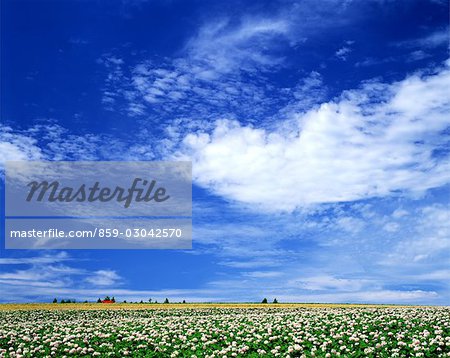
[179,63,450,212]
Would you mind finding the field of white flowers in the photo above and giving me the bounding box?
[0,307,449,357]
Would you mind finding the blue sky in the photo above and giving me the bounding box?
[1,0,449,304]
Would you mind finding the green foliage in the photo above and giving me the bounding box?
[1,307,448,357]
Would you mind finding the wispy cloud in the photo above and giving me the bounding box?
[0,121,155,165]
[287,275,369,292]
[398,28,449,50]
[0,126,43,163]
[0,253,123,301]
[96,1,370,122]
[380,204,450,266]
[0,198,447,304]
[335,46,352,61]
[96,15,296,122]
[0,252,70,265]
[85,270,122,287]
[183,17,292,76]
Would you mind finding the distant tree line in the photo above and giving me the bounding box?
[52,297,280,304]
[53,298,77,304]
[52,297,190,304]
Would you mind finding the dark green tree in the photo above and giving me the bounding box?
[111,297,115,303]
[182,300,186,304]
[97,298,102,303]
[273,298,278,304]
[261,298,268,304]
[52,298,57,303]
[164,298,169,304]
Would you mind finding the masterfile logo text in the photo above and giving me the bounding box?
[5,161,192,249]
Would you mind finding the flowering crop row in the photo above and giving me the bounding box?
[0,307,449,357]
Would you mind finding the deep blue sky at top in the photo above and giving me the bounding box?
[3,0,447,134]
[0,0,449,304]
